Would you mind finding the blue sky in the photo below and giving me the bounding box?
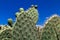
[0,0,60,25]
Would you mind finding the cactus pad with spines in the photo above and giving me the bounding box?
[12,6,39,40]
[26,5,38,23]
[0,28,13,40]
[40,14,60,40]
[1,5,60,40]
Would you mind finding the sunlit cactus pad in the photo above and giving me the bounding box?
[0,5,60,40]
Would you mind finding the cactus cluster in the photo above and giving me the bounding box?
[0,5,60,40]
[0,5,39,40]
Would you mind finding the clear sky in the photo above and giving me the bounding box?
[0,0,60,25]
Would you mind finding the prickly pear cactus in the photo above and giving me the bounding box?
[0,28,13,40]
[40,14,60,40]
[1,5,60,40]
[25,5,38,23]
[12,6,39,40]
[52,15,60,40]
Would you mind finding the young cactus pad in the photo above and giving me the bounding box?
[8,18,13,27]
